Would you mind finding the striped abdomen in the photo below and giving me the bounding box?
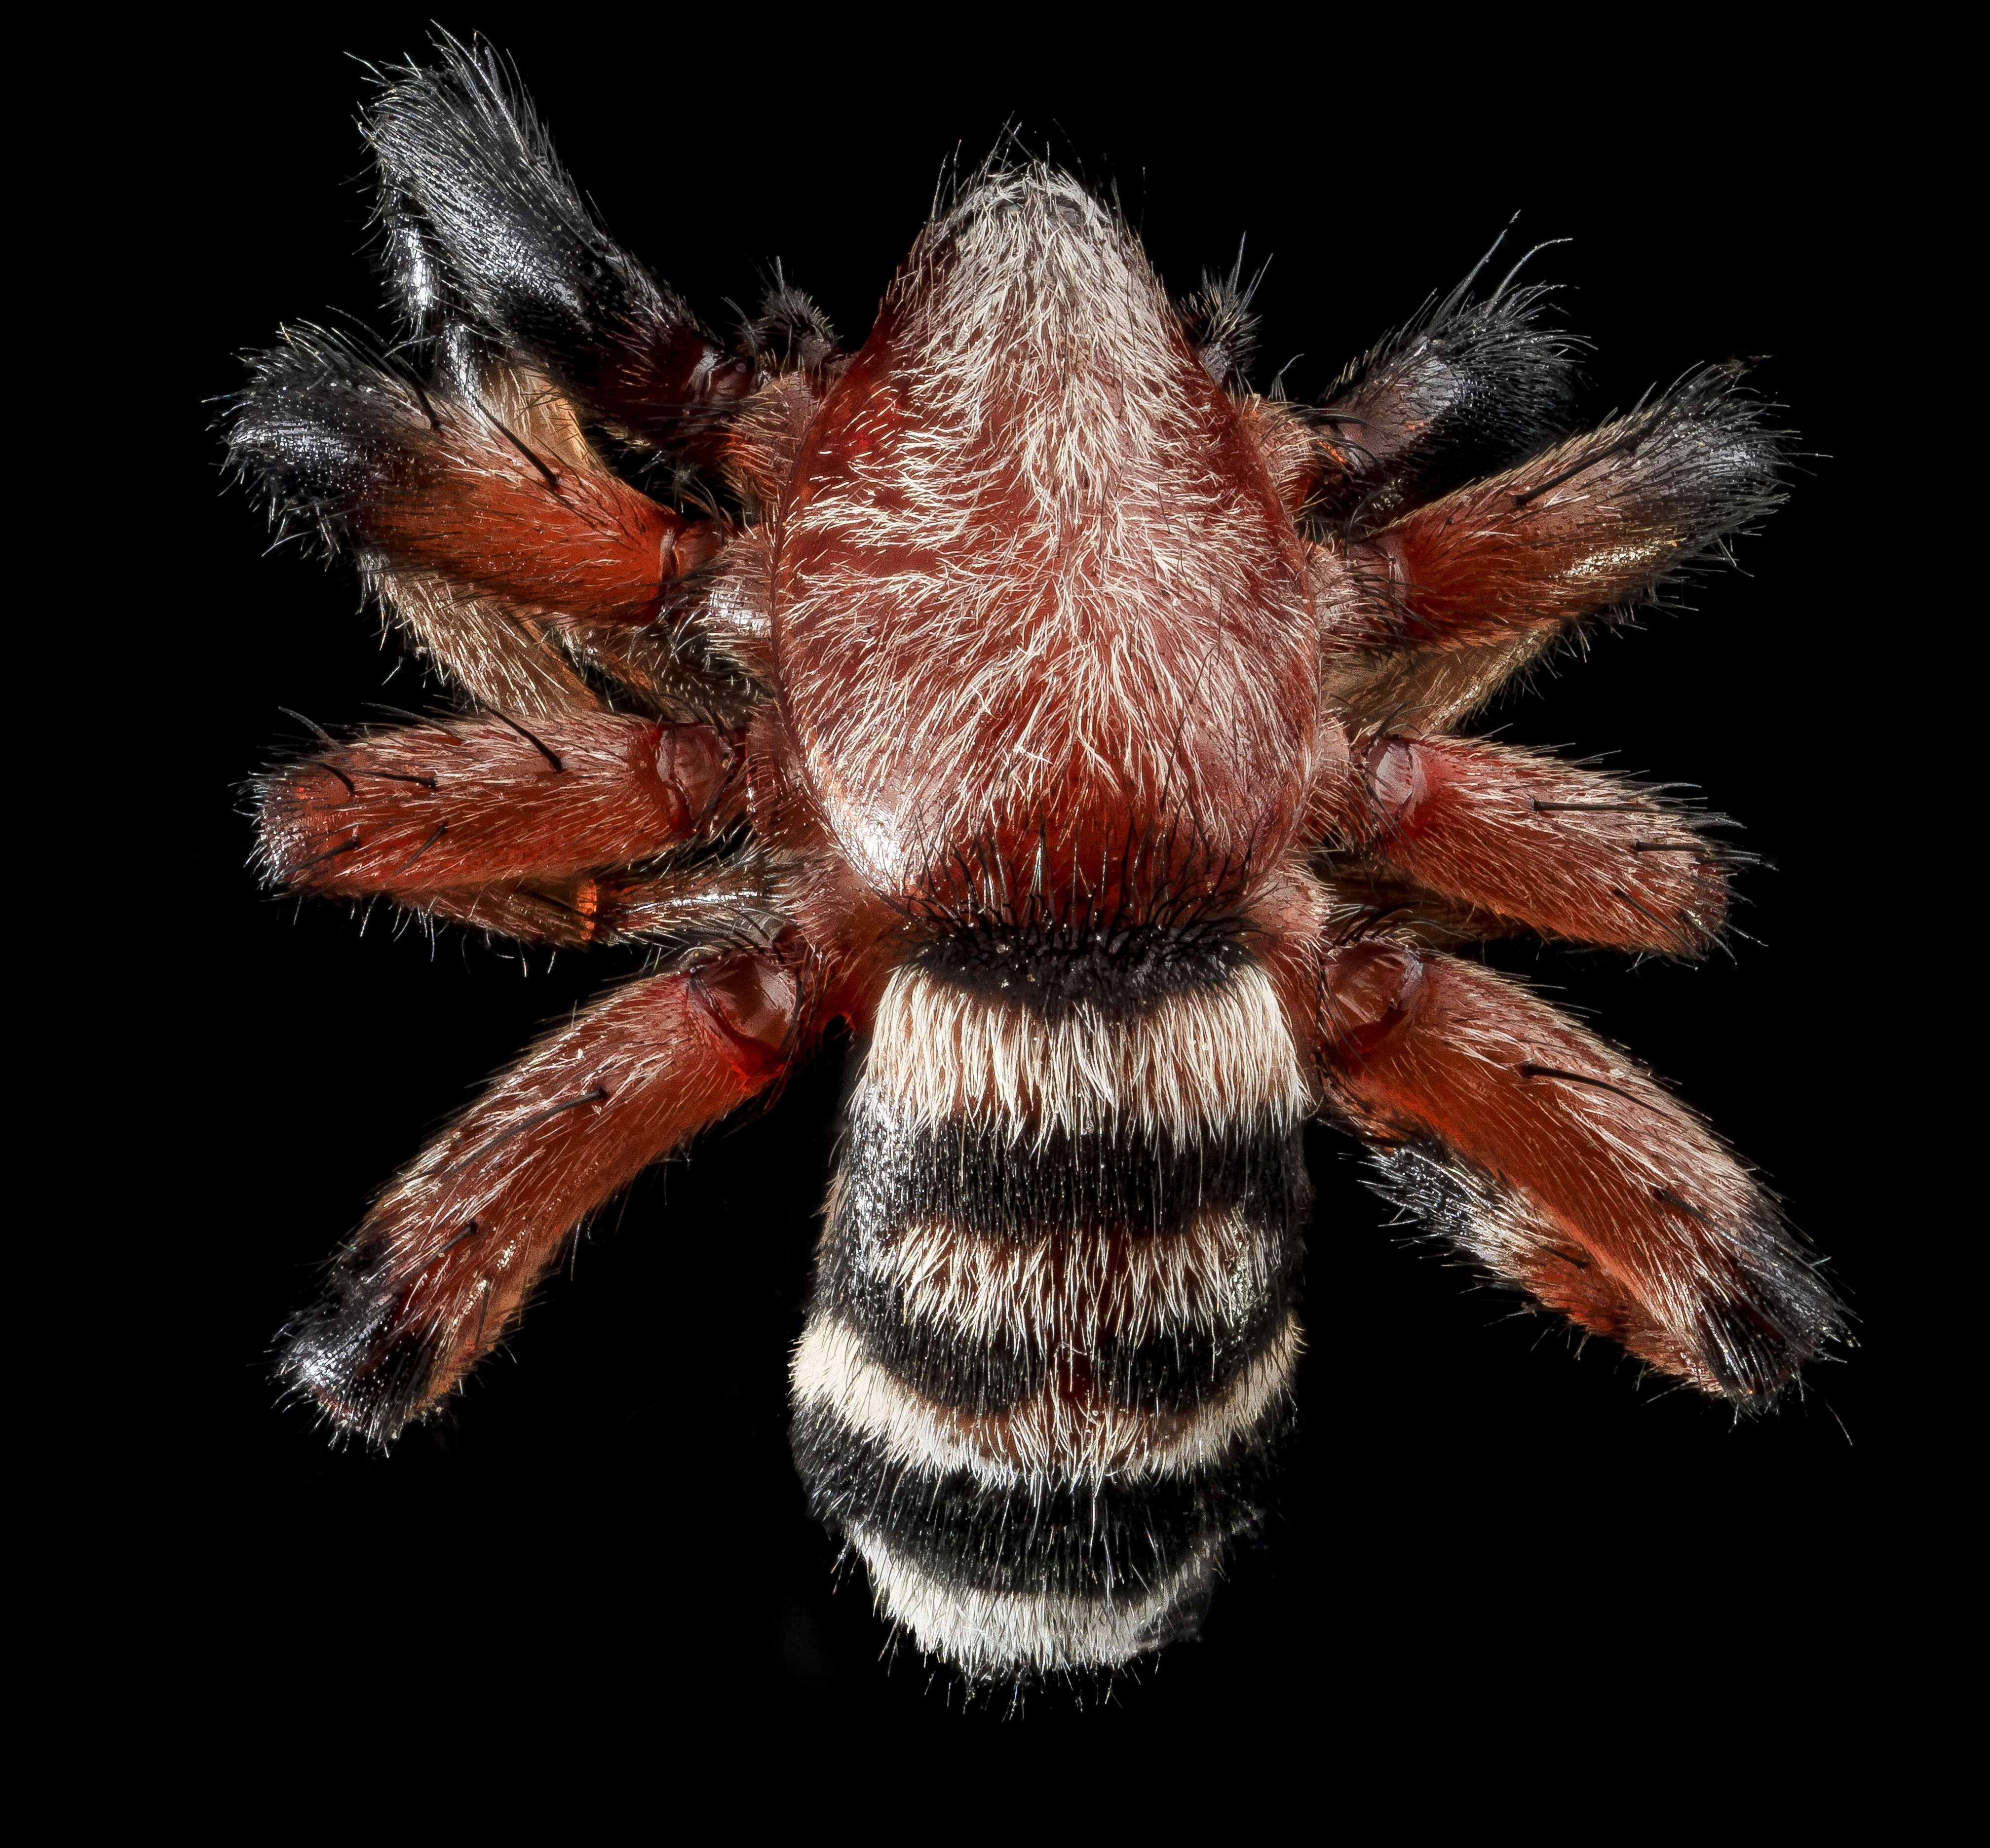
[790,956,1310,1682]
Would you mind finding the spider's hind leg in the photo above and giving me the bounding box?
[1315,941,1845,1405]
[281,952,803,1446]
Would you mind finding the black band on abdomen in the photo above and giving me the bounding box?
[812,1112,1308,1415]
[832,1106,1308,1244]
[791,1386,1291,1600]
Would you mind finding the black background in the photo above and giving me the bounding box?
[153,10,1913,1758]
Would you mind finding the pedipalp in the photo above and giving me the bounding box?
[366,37,753,462]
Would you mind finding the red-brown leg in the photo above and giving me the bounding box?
[258,712,740,902]
[253,708,744,939]
[366,570,602,721]
[258,712,747,948]
[351,357,612,721]
[1316,735,1738,956]
[1325,367,1783,658]
[280,953,800,1445]
[230,330,722,623]
[1318,942,1842,1404]
[1315,368,1785,732]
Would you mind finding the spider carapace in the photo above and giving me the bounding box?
[233,41,1845,1685]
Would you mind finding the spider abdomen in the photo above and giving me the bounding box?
[789,959,1310,1681]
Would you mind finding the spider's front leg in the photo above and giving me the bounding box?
[1232,256,1579,529]
[367,40,755,462]
[256,712,742,945]
[1339,368,1781,651]
[1299,360,1783,953]
[230,331,721,626]
[282,952,800,1445]
[1314,940,1843,1403]
[1311,362,1784,732]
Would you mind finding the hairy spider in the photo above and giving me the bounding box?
[230,41,1846,1686]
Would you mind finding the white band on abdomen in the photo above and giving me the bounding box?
[791,1311,1299,1490]
[859,962,1308,1146]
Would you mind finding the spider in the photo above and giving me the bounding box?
[231,40,1846,1686]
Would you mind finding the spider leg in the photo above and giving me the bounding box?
[433,338,773,717]
[1311,266,1580,527]
[279,952,800,1446]
[1227,256,1575,525]
[1319,366,1786,729]
[366,38,751,463]
[230,330,721,625]
[1315,941,1844,1404]
[242,43,805,720]
[358,348,606,718]
[360,570,601,722]
[257,712,743,943]
[1314,735,1738,956]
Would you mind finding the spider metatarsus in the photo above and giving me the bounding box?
[230,42,1846,1684]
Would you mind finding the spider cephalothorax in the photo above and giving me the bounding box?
[232,41,1844,1686]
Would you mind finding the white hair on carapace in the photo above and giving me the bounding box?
[773,164,1318,899]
